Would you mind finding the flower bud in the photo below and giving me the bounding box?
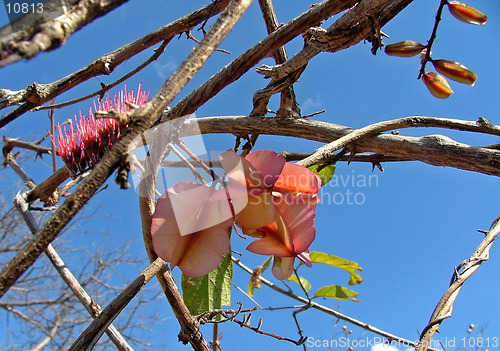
[384,40,426,57]
[447,1,487,26]
[431,59,477,86]
[422,72,454,99]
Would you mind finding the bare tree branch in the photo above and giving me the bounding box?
[416,216,500,351]
[13,193,134,351]
[187,116,500,176]
[0,0,232,128]
[295,115,500,167]
[68,258,165,351]
[0,0,129,67]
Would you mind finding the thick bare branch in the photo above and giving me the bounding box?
[0,0,231,128]
[0,0,129,67]
[295,116,500,167]
[0,0,249,301]
[187,116,500,176]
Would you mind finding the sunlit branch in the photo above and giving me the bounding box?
[416,216,500,351]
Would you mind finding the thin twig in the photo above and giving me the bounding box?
[231,256,440,351]
[13,193,134,351]
[230,314,307,346]
[418,0,448,79]
[33,39,171,112]
[185,30,231,54]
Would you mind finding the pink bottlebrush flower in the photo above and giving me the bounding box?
[52,83,149,177]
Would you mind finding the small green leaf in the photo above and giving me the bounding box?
[182,248,232,319]
[261,256,273,272]
[287,274,312,292]
[308,163,336,186]
[314,285,359,301]
[309,251,362,285]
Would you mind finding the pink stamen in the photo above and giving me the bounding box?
[51,83,150,177]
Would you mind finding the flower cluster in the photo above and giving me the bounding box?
[52,83,150,177]
[384,1,486,99]
[151,149,321,280]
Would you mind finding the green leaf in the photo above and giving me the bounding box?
[181,248,232,319]
[308,163,336,186]
[313,285,359,301]
[287,274,312,292]
[309,251,363,285]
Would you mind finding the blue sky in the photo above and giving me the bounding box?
[1,1,499,350]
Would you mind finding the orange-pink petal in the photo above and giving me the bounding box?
[274,162,321,194]
[244,149,286,187]
[151,181,232,277]
[272,257,295,280]
[234,191,275,231]
[246,193,316,258]
[220,149,276,229]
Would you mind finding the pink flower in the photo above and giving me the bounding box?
[151,149,321,280]
[221,150,320,280]
[151,182,233,277]
[51,83,149,177]
[246,192,316,280]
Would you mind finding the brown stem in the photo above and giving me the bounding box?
[418,0,448,79]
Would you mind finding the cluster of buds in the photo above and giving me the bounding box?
[384,1,486,99]
[51,83,149,177]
